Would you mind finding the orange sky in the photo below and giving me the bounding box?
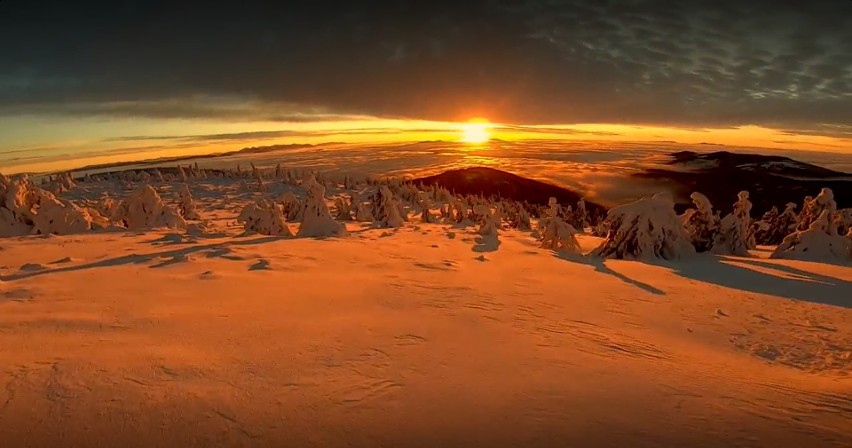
[1,115,850,175]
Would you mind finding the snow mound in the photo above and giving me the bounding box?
[591,192,694,261]
[237,199,293,236]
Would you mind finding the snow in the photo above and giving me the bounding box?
[0,172,850,447]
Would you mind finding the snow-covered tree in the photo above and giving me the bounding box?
[453,198,474,227]
[712,191,752,256]
[591,192,695,261]
[573,198,590,231]
[334,196,353,221]
[509,203,532,231]
[835,208,852,236]
[352,194,372,222]
[0,174,112,236]
[681,192,719,252]
[419,195,438,224]
[237,199,293,236]
[798,188,837,231]
[771,210,850,262]
[473,204,501,250]
[297,183,349,238]
[752,206,789,246]
[279,191,303,221]
[539,197,581,254]
[371,186,404,228]
[177,184,200,220]
[112,185,187,230]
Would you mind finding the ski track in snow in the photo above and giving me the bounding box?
[0,178,850,447]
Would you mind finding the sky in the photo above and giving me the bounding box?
[1,1,850,174]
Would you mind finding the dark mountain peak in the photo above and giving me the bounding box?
[413,167,606,215]
[668,150,847,177]
[640,151,851,214]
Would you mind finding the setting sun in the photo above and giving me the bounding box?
[459,118,492,144]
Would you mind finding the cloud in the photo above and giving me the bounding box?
[0,1,849,134]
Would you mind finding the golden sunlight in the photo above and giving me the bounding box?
[459,118,492,144]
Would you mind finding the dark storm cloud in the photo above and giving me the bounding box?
[0,0,849,131]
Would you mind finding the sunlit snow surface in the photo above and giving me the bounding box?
[0,174,850,447]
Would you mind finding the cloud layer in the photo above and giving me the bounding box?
[1,1,850,132]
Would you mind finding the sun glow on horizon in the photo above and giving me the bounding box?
[459,118,492,144]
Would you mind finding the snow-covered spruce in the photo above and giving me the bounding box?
[297,183,349,238]
[515,204,532,231]
[111,185,187,230]
[712,191,752,256]
[352,194,372,222]
[279,191,303,221]
[453,198,474,227]
[0,174,112,236]
[419,195,439,224]
[573,198,590,231]
[836,208,852,236]
[797,188,836,231]
[237,199,293,236]
[771,210,851,262]
[371,186,404,228]
[538,197,581,254]
[681,192,719,252]
[334,196,353,221]
[591,192,695,261]
[31,195,112,235]
[473,204,501,251]
[177,184,200,220]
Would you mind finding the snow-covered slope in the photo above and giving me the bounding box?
[0,174,850,447]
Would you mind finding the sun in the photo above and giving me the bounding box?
[459,118,492,144]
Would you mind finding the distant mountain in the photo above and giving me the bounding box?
[413,167,607,216]
[638,151,851,214]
